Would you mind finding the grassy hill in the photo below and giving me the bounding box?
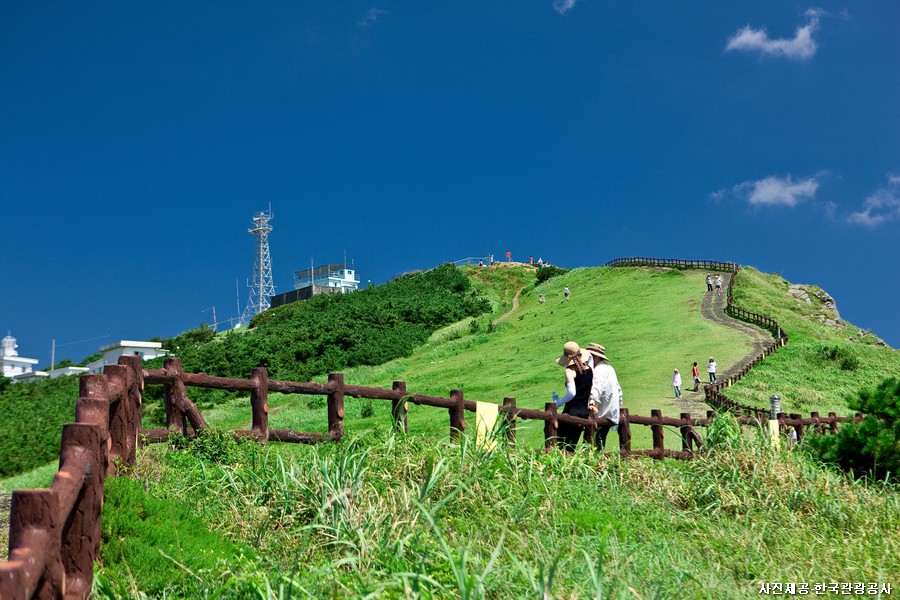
[176,263,900,451]
[3,261,899,598]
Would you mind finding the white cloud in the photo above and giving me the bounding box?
[357,7,388,28]
[732,174,822,207]
[725,9,823,60]
[847,175,900,227]
[553,0,579,15]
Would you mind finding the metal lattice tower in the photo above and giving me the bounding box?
[240,209,276,326]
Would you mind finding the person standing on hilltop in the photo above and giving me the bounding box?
[586,343,621,451]
[708,357,717,383]
[553,342,593,451]
[564,285,570,301]
[672,369,682,399]
[506,250,512,262]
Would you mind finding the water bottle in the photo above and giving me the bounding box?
[551,391,559,405]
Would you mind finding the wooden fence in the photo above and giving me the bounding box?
[0,356,144,600]
[1,258,851,599]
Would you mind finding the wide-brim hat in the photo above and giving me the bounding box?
[557,341,590,367]
[585,342,608,362]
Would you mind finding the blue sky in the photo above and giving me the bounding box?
[2,1,898,366]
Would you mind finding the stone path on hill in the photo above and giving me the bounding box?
[676,272,774,413]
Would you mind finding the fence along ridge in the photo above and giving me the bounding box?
[1,260,853,599]
[603,257,836,425]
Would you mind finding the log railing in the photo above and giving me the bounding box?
[0,355,144,600]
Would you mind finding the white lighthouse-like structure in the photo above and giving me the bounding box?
[1,333,39,379]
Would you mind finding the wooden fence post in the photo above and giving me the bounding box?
[790,413,803,441]
[618,407,632,452]
[327,373,345,441]
[163,358,187,435]
[810,411,822,434]
[449,390,465,441]
[7,489,64,598]
[502,397,516,445]
[651,409,664,456]
[75,374,110,429]
[251,367,269,443]
[828,412,839,434]
[58,423,106,598]
[117,354,144,457]
[392,381,408,434]
[104,364,129,474]
[544,402,559,450]
[680,413,692,452]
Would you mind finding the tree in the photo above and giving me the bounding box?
[808,377,900,482]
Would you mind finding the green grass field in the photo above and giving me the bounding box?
[3,262,899,599]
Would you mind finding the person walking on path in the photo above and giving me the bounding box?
[691,362,701,391]
[706,275,713,292]
[672,369,682,398]
[564,285,570,301]
[539,294,545,304]
[708,357,717,383]
[714,275,723,295]
[553,342,593,451]
[586,343,621,451]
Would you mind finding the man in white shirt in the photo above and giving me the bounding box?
[585,343,622,451]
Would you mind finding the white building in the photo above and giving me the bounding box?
[87,340,169,374]
[2,334,39,379]
[294,263,360,293]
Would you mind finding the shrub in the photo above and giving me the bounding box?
[807,377,900,482]
[535,265,569,285]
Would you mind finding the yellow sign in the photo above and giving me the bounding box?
[476,401,499,451]
[769,419,780,450]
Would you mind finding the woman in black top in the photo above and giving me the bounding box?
[555,341,594,451]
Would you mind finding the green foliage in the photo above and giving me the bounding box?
[115,431,900,598]
[172,264,490,384]
[807,377,900,482]
[150,322,216,354]
[535,264,569,285]
[166,428,260,466]
[100,476,255,597]
[818,344,860,371]
[0,376,79,477]
[704,411,744,450]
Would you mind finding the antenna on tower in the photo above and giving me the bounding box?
[240,208,276,326]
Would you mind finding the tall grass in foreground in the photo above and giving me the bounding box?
[96,425,899,599]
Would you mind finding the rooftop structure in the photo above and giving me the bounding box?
[87,340,168,374]
[293,263,360,292]
[2,334,39,379]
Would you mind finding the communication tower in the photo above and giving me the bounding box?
[240,209,276,326]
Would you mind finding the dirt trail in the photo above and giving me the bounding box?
[492,286,523,325]
[673,273,773,414]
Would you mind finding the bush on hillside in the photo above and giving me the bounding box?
[807,377,900,482]
[0,375,79,477]
[168,264,490,385]
[535,265,569,285]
